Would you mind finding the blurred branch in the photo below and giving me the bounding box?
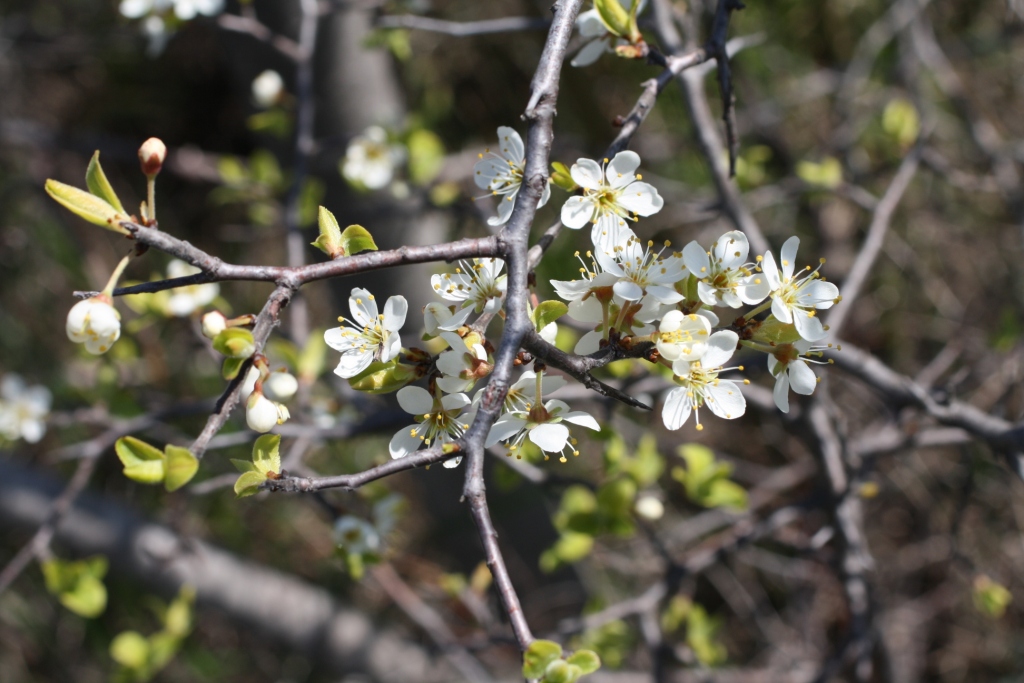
[375,15,550,36]
[216,13,303,61]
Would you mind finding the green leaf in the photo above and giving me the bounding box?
[594,0,631,38]
[523,640,563,679]
[544,660,577,683]
[86,151,126,214]
[115,436,167,485]
[252,433,281,475]
[163,445,199,492]
[110,631,150,669]
[45,179,128,234]
[231,458,257,473]
[882,98,920,148]
[340,224,378,256]
[312,205,343,257]
[532,300,569,332]
[749,317,802,345]
[163,586,195,638]
[222,356,246,380]
[407,129,445,185]
[147,631,181,672]
[552,532,594,565]
[705,479,748,510]
[796,157,842,189]
[42,556,109,618]
[974,575,1013,619]
[212,328,256,359]
[566,650,601,675]
[234,470,267,498]
[60,574,108,618]
[550,162,578,192]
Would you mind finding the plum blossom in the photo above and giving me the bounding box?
[570,0,649,68]
[560,151,663,234]
[342,126,405,190]
[164,259,219,317]
[762,237,840,341]
[593,227,686,304]
[431,258,507,316]
[252,70,284,108]
[246,390,289,433]
[0,375,51,444]
[768,339,834,413]
[486,398,599,462]
[681,231,769,308]
[324,288,407,379]
[662,331,746,431]
[67,297,121,355]
[389,386,472,468]
[435,332,492,394]
[656,310,712,363]
[474,127,550,226]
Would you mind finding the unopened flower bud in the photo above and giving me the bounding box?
[202,311,227,339]
[138,137,167,177]
[251,70,284,108]
[246,391,279,433]
[265,372,298,401]
[66,297,121,355]
[635,495,665,521]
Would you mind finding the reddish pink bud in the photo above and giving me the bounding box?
[138,137,167,177]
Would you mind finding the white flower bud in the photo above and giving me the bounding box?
[251,70,284,108]
[239,365,260,401]
[246,391,279,433]
[265,372,298,401]
[201,311,227,339]
[635,495,665,521]
[138,137,166,177]
[66,298,121,355]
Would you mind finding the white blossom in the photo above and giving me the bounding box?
[486,399,599,462]
[431,258,507,316]
[762,237,840,342]
[0,375,51,444]
[389,386,471,468]
[769,339,833,413]
[682,231,769,308]
[324,288,407,379]
[252,70,284,108]
[593,226,686,304]
[473,127,550,226]
[342,126,405,190]
[265,372,298,401]
[656,310,712,363]
[201,311,227,339]
[66,297,121,355]
[334,516,381,555]
[491,370,567,414]
[560,151,663,232]
[662,331,746,431]
[570,0,648,68]
[435,332,491,394]
[119,0,223,22]
[164,259,219,317]
[423,302,471,336]
[246,391,287,433]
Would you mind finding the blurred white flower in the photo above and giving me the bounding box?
[66,297,121,355]
[164,260,219,317]
[342,126,405,190]
[431,258,507,316]
[334,516,381,555]
[251,70,284,108]
[0,375,52,444]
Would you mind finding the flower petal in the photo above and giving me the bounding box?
[780,236,800,280]
[682,241,711,278]
[528,423,570,452]
[570,158,604,190]
[701,331,738,368]
[788,359,817,395]
[705,380,746,420]
[397,386,434,416]
[496,126,524,163]
[389,424,424,459]
[773,373,791,412]
[661,388,692,430]
[616,182,664,216]
[606,151,641,189]
[561,196,594,229]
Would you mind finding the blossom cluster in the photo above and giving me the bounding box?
[0,374,51,444]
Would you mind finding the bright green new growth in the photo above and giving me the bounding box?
[86,151,127,214]
[45,179,129,234]
[312,206,378,258]
[672,443,748,510]
[212,328,256,359]
[232,433,281,497]
[114,436,200,491]
[110,585,195,683]
[531,300,569,332]
[41,555,108,618]
[523,640,601,683]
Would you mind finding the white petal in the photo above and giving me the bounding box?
[606,151,641,189]
[616,182,663,216]
[334,351,373,379]
[780,236,800,280]
[487,416,526,447]
[383,296,408,331]
[540,321,558,344]
[389,425,424,459]
[773,373,791,413]
[713,231,748,268]
[771,295,793,324]
[646,285,684,304]
[793,309,827,341]
[442,456,463,468]
[496,126,524,163]
[571,38,608,67]
[562,411,600,431]
[574,330,603,355]
[738,277,771,305]
[661,388,692,430]
[701,331,738,368]
[440,392,471,411]
[348,288,378,327]
[762,251,781,290]
[561,196,594,229]
[380,330,402,362]
[799,280,840,309]
[705,380,746,420]
[613,279,644,301]
[570,158,604,190]
[436,349,468,377]
[789,360,817,395]
[528,423,570,452]
[397,386,434,415]
[682,241,711,278]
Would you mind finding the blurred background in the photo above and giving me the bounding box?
[2,0,1024,681]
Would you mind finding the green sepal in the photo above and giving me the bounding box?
[163,445,199,492]
[523,639,563,679]
[212,328,256,359]
[115,436,167,485]
[222,356,246,380]
[86,151,126,214]
[45,179,129,234]
[550,162,578,192]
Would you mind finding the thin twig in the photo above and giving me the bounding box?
[376,14,550,37]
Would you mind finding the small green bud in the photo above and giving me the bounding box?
[213,328,256,359]
[348,360,421,394]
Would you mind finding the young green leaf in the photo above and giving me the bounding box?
[115,436,167,485]
[523,640,563,679]
[163,445,199,492]
[339,224,378,256]
[566,650,601,675]
[407,129,445,185]
[41,556,109,618]
[222,356,246,380]
[45,179,129,234]
[212,328,256,359]
[86,151,126,214]
[532,300,569,331]
[252,433,281,475]
[312,205,344,258]
[594,0,631,38]
[234,470,267,498]
[110,631,150,670]
[550,162,578,192]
